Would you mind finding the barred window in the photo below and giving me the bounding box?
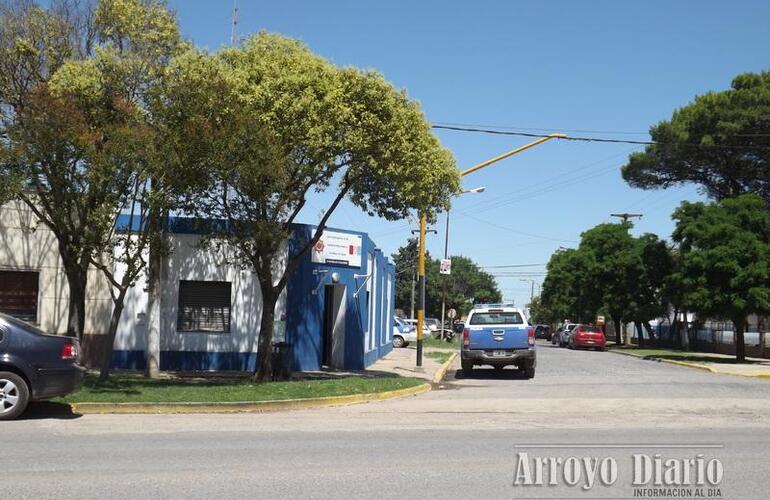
[0,271,39,323]
[177,280,231,333]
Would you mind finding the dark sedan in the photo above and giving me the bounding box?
[0,313,85,420]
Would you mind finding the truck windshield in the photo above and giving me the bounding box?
[469,312,524,325]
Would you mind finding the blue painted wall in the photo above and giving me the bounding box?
[286,224,395,372]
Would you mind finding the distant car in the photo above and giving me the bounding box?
[556,323,578,347]
[568,324,607,350]
[424,318,440,332]
[460,303,536,378]
[534,325,551,340]
[392,317,417,348]
[403,319,431,338]
[0,313,85,420]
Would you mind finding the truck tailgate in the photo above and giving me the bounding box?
[469,326,530,350]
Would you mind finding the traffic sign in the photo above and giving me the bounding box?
[440,258,452,275]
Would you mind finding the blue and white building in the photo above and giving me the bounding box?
[0,202,396,372]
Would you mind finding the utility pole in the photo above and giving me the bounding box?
[610,213,643,223]
[414,133,566,367]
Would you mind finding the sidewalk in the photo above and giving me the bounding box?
[368,345,456,383]
[608,346,770,378]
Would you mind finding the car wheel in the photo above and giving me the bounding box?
[461,360,473,376]
[0,371,30,421]
[393,336,405,348]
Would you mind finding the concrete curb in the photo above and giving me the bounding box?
[607,348,770,379]
[69,382,432,415]
[432,352,458,384]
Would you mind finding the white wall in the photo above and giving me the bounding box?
[0,201,112,335]
[114,232,287,354]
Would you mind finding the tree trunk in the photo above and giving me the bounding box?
[613,317,622,345]
[64,266,88,340]
[643,321,655,346]
[734,317,746,363]
[634,321,644,347]
[98,291,127,382]
[145,231,162,379]
[254,289,278,382]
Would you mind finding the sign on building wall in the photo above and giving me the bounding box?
[311,230,363,268]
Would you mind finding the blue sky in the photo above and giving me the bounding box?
[168,0,770,309]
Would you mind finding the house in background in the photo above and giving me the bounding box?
[0,201,395,372]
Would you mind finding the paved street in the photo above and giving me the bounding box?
[6,342,770,499]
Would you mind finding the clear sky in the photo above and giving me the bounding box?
[168,0,770,310]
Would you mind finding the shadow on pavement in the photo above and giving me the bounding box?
[21,401,82,420]
[450,367,528,381]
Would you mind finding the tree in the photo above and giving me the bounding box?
[541,247,598,326]
[160,34,460,381]
[622,71,770,203]
[391,241,501,319]
[0,0,184,346]
[0,0,95,337]
[433,255,501,318]
[541,223,671,346]
[672,194,770,362]
[391,238,419,317]
[527,295,557,326]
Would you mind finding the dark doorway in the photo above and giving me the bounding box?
[322,283,346,368]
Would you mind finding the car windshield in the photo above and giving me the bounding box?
[469,312,524,325]
[584,326,602,333]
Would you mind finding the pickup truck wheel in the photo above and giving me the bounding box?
[0,371,30,421]
[524,365,535,379]
[393,336,405,348]
[461,360,473,376]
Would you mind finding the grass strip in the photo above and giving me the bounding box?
[57,374,424,404]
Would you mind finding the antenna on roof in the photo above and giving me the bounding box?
[230,0,239,46]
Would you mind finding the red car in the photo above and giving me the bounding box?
[568,324,606,350]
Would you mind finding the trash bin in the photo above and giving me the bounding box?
[271,341,292,381]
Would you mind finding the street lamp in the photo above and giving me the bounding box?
[414,133,566,367]
[439,186,486,340]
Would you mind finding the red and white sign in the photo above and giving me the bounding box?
[311,230,362,268]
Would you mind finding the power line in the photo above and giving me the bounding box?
[432,124,770,151]
[433,121,650,136]
[480,263,546,268]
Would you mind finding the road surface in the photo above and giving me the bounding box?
[5,342,769,499]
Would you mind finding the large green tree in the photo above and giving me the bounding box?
[541,223,671,345]
[672,194,770,362]
[160,34,460,380]
[0,0,184,347]
[622,71,770,203]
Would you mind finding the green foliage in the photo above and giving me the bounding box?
[158,32,459,379]
[672,194,770,326]
[622,71,770,202]
[391,239,501,318]
[0,0,185,353]
[541,223,671,329]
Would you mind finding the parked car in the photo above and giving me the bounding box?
[0,313,85,420]
[424,318,440,332]
[403,318,431,338]
[568,324,607,350]
[460,303,536,378]
[556,323,578,347]
[534,324,551,340]
[392,317,417,348]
